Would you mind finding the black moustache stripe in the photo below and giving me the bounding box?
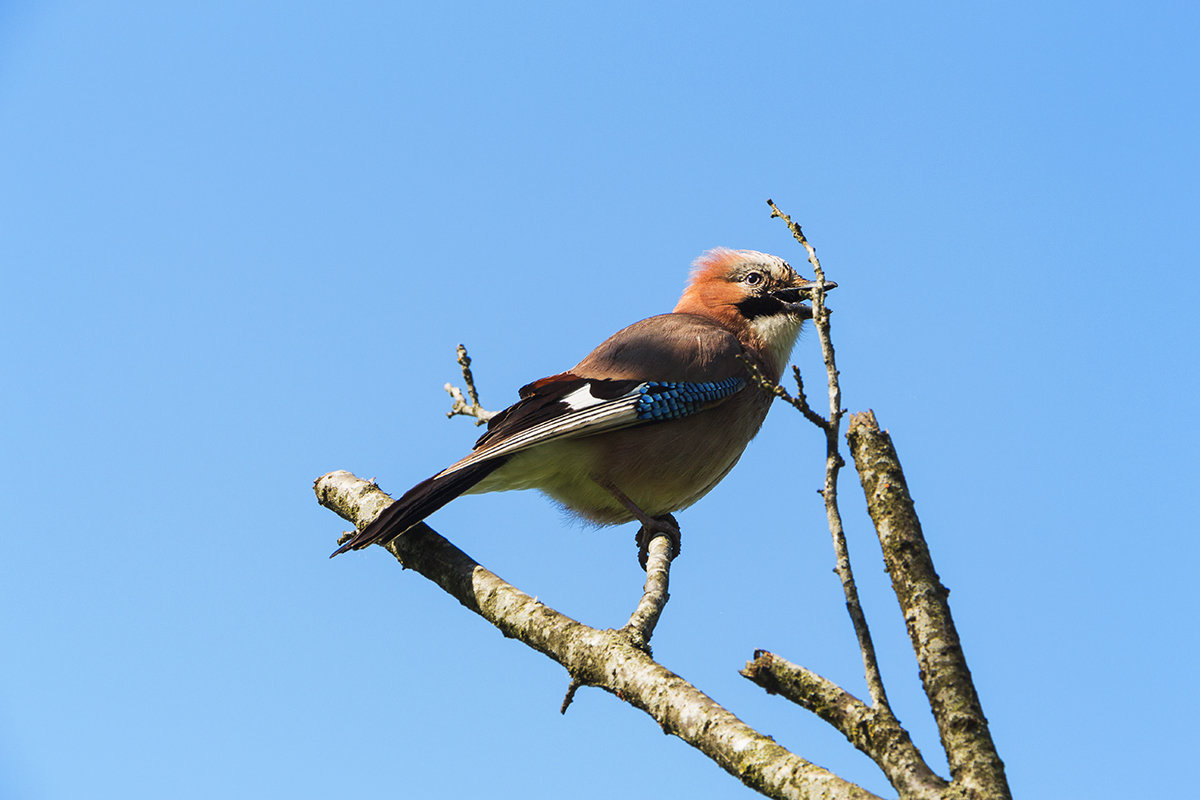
[736,294,787,319]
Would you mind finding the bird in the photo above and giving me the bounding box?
[331,248,834,561]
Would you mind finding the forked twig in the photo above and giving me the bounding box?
[739,356,830,431]
[444,344,496,424]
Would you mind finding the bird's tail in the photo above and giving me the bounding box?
[329,458,507,557]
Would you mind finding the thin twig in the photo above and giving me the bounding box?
[768,199,891,713]
[737,355,829,430]
[444,343,496,425]
[560,678,582,714]
[789,365,832,431]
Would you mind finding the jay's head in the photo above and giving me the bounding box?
[674,249,836,373]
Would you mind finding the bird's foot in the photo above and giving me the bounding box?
[635,514,681,571]
[589,475,683,571]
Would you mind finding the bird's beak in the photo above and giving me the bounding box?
[771,279,837,318]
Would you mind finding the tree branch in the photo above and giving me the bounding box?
[768,199,891,712]
[444,343,495,424]
[742,651,947,800]
[737,357,829,430]
[315,470,883,800]
[562,526,678,713]
[621,532,675,649]
[846,412,1011,800]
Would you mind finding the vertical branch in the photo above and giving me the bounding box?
[445,344,496,424]
[768,199,891,713]
[621,533,676,648]
[847,412,1011,800]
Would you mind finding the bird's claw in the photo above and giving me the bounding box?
[636,514,681,571]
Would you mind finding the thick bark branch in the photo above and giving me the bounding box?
[316,470,882,800]
[846,412,1010,800]
[742,651,947,800]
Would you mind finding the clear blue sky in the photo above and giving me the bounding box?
[2,2,1196,798]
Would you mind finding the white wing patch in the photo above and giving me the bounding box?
[435,384,648,479]
[562,384,609,411]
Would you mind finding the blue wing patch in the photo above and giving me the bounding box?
[634,377,746,421]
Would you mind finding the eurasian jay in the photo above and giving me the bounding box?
[331,248,834,559]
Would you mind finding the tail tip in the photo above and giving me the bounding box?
[329,532,362,559]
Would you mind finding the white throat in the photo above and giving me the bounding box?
[748,314,805,378]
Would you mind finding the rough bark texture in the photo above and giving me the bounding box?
[845,412,1010,800]
[621,533,673,648]
[315,470,882,800]
[742,651,948,800]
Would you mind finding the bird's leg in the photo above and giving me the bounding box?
[590,476,682,570]
[585,475,680,658]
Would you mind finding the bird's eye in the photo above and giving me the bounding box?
[743,272,764,286]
